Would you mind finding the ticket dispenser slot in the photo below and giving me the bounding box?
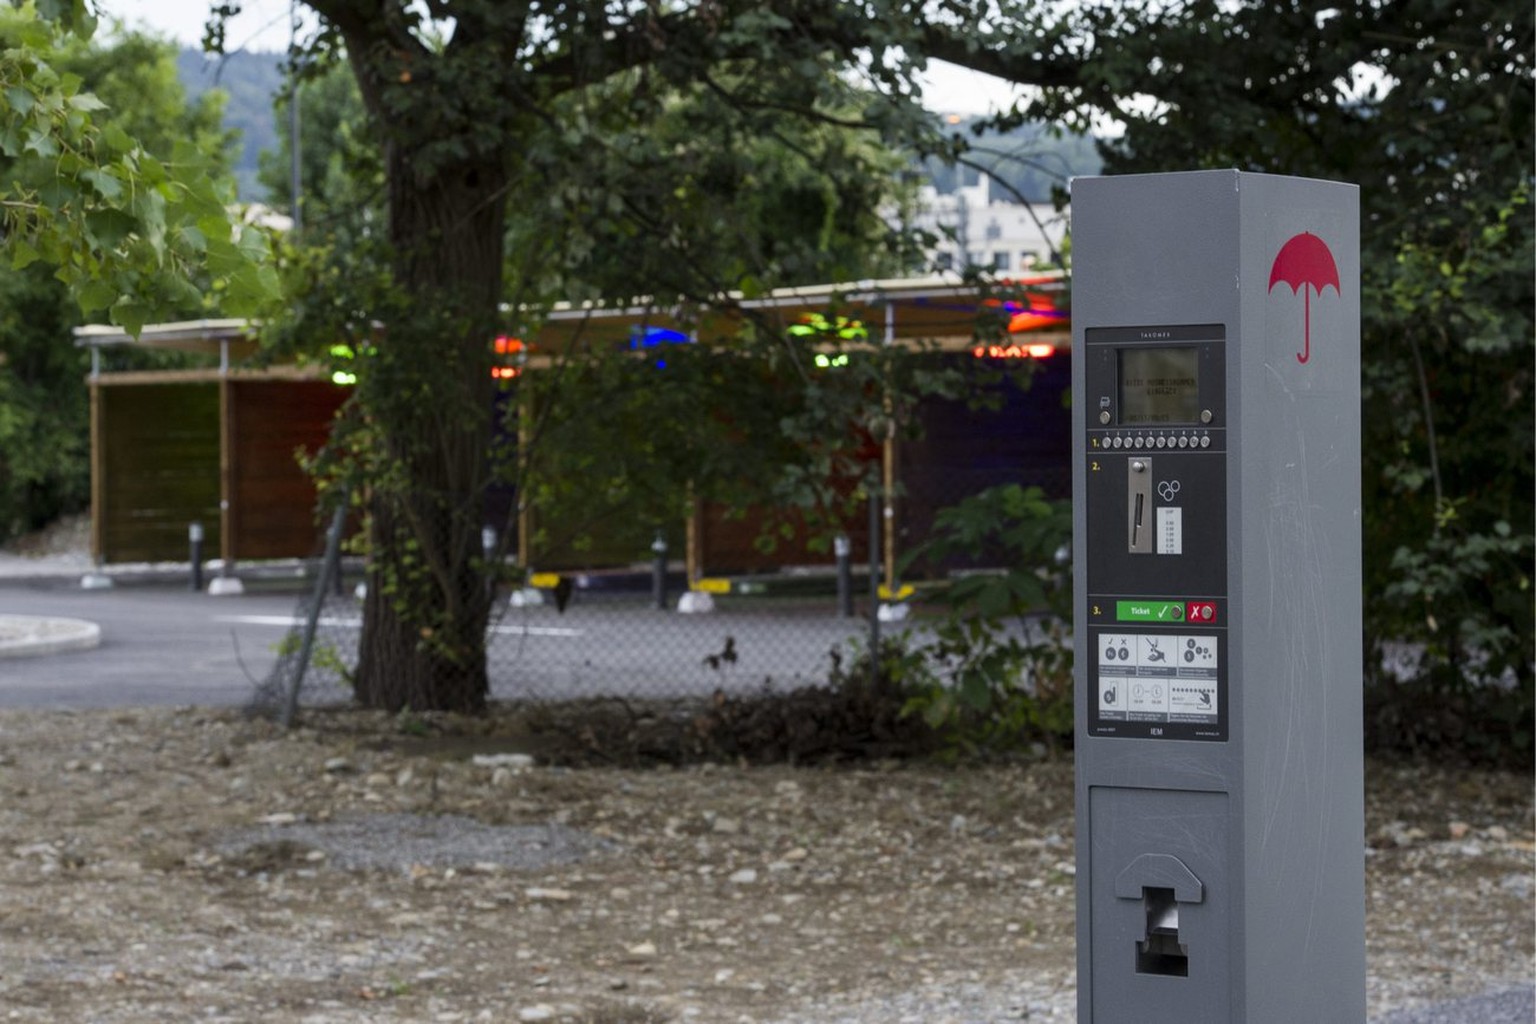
[1114,853,1204,977]
[1138,887,1185,976]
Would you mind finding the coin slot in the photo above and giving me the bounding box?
[1127,458,1153,554]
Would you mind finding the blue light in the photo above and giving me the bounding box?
[629,326,690,349]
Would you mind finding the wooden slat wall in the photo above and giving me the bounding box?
[533,513,685,573]
[229,380,347,559]
[697,501,867,576]
[99,383,221,563]
[898,355,1073,576]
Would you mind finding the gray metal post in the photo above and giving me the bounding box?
[188,522,204,592]
[288,0,302,236]
[482,525,497,600]
[282,493,350,728]
[651,530,668,610]
[867,490,881,686]
[1071,171,1363,1023]
[834,533,853,617]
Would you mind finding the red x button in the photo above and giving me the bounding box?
[1186,601,1218,623]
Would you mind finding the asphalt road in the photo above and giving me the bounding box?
[0,578,875,708]
[0,579,298,708]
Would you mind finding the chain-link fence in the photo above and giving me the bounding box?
[252,362,1074,720]
[257,579,883,717]
[251,479,1067,721]
[252,493,927,720]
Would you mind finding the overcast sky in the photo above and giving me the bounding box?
[99,0,1023,115]
[105,0,300,52]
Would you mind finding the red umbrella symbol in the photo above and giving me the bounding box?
[1268,232,1340,365]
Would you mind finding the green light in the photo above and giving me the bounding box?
[331,371,357,386]
[792,313,867,342]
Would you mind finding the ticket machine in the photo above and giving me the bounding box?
[1071,171,1364,1022]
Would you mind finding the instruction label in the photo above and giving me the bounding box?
[1096,633,1218,725]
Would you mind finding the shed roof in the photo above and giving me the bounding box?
[73,271,1070,357]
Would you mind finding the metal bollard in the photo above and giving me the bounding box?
[651,531,668,610]
[188,521,204,592]
[482,525,498,600]
[834,533,853,618]
[867,491,881,687]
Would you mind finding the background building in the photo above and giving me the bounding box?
[910,179,1070,274]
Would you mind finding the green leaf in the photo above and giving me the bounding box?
[83,208,136,248]
[9,239,41,270]
[5,86,36,115]
[110,297,148,338]
[100,123,132,154]
[75,279,116,313]
[67,91,107,113]
[23,128,59,158]
[958,673,992,711]
[81,167,121,200]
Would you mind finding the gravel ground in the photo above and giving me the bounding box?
[0,514,95,577]
[0,705,1528,1022]
[1375,985,1535,1024]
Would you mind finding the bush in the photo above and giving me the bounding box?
[898,484,1074,756]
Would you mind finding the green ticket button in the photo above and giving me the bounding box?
[1116,600,1185,622]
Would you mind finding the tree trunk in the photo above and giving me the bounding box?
[352,149,508,713]
[356,501,492,714]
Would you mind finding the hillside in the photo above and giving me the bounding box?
[176,47,284,201]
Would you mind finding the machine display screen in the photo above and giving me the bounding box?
[1119,347,1200,424]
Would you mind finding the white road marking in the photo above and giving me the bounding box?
[213,615,583,638]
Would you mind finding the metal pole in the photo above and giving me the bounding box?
[288,0,302,237]
[282,492,349,728]
[651,531,669,610]
[188,522,204,592]
[482,525,497,601]
[834,533,853,618]
[868,489,881,688]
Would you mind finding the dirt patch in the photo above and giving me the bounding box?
[217,813,617,873]
[0,705,1528,1023]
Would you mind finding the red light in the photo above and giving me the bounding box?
[491,366,521,380]
[1007,310,1068,333]
[494,336,525,355]
[972,343,1055,360]
[1004,292,1067,335]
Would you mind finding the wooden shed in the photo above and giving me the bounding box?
[75,273,1069,586]
[75,320,347,566]
[527,272,1072,587]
